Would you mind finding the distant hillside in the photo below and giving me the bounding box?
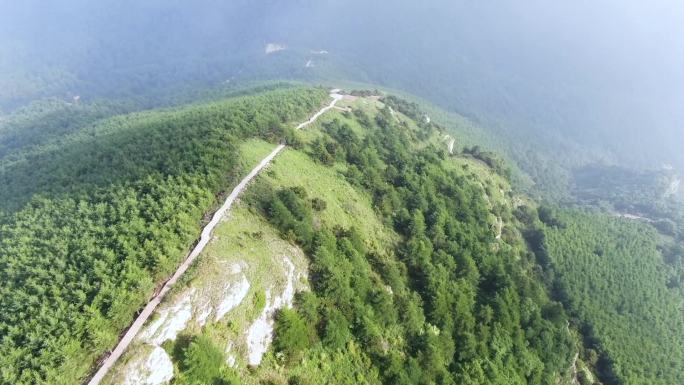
[538,210,684,385]
[2,1,682,192]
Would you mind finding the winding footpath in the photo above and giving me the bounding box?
[87,89,342,385]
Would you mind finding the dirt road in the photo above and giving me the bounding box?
[87,89,342,385]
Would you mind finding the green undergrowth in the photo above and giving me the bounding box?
[0,85,327,384]
[258,148,394,248]
[238,138,279,172]
[214,93,577,385]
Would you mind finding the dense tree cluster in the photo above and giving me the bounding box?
[176,335,243,385]
[0,99,130,159]
[461,146,511,179]
[259,106,575,384]
[0,87,327,384]
[541,210,684,385]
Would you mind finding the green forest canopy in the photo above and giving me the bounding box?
[541,210,684,385]
[0,86,326,384]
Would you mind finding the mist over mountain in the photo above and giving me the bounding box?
[2,0,682,173]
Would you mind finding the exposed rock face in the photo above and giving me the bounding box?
[665,174,681,197]
[215,274,251,321]
[122,347,174,385]
[245,257,298,365]
[120,263,252,384]
[139,290,195,346]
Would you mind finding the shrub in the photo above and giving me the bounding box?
[273,308,310,361]
[181,335,225,384]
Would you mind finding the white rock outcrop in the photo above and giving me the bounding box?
[139,290,195,345]
[245,257,297,365]
[215,275,251,321]
[122,347,174,385]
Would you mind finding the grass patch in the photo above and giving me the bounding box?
[238,138,279,170]
[258,147,393,249]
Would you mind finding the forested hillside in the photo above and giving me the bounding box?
[538,210,684,385]
[110,90,581,385]
[1,83,681,385]
[254,103,577,384]
[1,1,682,384]
[0,86,327,384]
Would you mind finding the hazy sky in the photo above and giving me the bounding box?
[1,0,682,168]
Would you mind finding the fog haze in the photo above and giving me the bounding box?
[1,0,683,170]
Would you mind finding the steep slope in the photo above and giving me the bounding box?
[0,86,327,384]
[249,92,578,385]
[99,89,582,385]
[537,210,684,385]
[87,90,343,384]
[8,84,678,385]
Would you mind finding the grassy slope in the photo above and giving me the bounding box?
[103,139,297,383]
[104,89,533,384]
[104,131,394,383]
[316,79,535,189]
[0,84,329,384]
[247,92,578,385]
[241,142,394,384]
[105,201,311,384]
[246,97,517,384]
